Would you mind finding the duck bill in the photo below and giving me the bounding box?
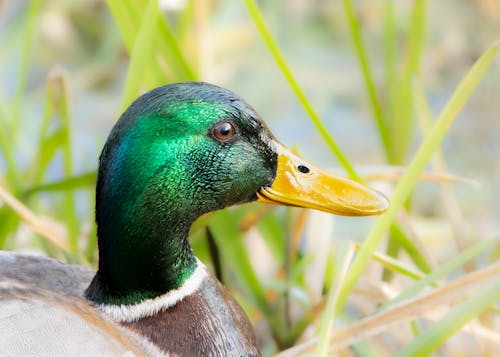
[257,143,389,216]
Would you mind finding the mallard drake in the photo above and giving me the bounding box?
[0,82,388,356]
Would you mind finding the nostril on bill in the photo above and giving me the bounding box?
[297,165,310,174]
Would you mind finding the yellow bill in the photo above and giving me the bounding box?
[257,143,389,216]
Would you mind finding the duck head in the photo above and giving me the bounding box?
[88,82,388,305]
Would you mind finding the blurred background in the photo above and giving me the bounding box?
[0,0,499,355]
[1,0,499,241]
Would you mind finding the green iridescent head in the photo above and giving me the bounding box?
[88,82,277,303]
[87,82,388,305]
[98,82,278,225]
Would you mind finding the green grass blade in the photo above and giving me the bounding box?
[85,219,98,264]
[156,16,197,81]
[29,77,57,183]
[413,78,472,260]
[381,239,497,310]
[389,222,431,274]
[30,129,65,184]
[392,0,426,164]
[315,242,354,357]
[2,0,40,185]
[120,0,159,111]
[243,0,359,180]
[382,233,400,281]
[127,0,196,81]
[25,172,97,194]
[177,0,195,42]
[336,40,500,313]
[0,116,21,185]
[257,211,286,265]
[106,0,137,50]
[107,0,195,84]
[382,0,400,176]
[106,0,167,86]
[208,209,279,328]
[343,0,392,162]
[354,243,424,281]
[396,278,500,357]
[12,0,41,132]
[384,0,396,120]
[51,71,79,255]
[0,209,20,249]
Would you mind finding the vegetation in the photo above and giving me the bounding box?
[0,1,498,355]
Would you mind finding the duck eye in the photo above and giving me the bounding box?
[212,121,236,142]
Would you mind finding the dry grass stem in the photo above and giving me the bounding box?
[291,208,309,258]
[277,262,500,356]
[0,184,68,251]
[364,168,480,187]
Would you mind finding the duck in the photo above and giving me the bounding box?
[0,82,388,356]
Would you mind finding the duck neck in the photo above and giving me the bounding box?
[86,199,198,306]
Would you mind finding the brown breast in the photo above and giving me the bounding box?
[121,273,262,357]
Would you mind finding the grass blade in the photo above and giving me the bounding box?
[0,184,68,251]
[107,0,195,84]
[392,0,426,164]
[11,0,41,134]
[156,15,197,81]
[105,0,137,50]
[396,278,500,356]
[381,239,497,309]
[336,40,500,313]
[389,221,431,274]
[343,0,392,162]
[46,69,79,254]
[120,0,159,110]
[2,0,41,185]
[315,242,355,357]
[413,79,472,264]
[243,0,359,180]
[277,263,499,356]
[208,209,279,329]
[25,172,97,194]
[384,0,396,122]
[256,210,286,265]
[0,209,20,249]
[353,242,424,281]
